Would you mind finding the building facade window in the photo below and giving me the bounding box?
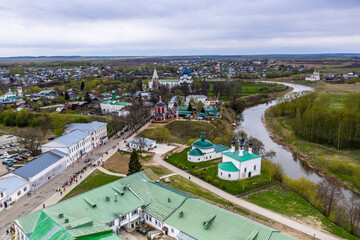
[244,168,247,172]
[228,174,231,177]
[254,165,256,170]
[17,191,21,196]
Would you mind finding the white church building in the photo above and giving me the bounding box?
[218,138,261,181]
[149,67,193,89]
[187,132,230,162]
[305,70,320,81]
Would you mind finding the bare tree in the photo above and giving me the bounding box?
[137,137,147,157]
[316,176,343,218]
[346,192,360,235]
[18,128,44,156]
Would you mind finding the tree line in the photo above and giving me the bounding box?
[272,92,360,149]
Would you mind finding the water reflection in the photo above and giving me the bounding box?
[237,82,322,182]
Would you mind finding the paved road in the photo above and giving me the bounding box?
[150,144,341,240]
[0,121,151,238]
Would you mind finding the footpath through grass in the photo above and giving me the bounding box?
[61,169,122,201]
[166,148,276,195]
[244,185,359,240]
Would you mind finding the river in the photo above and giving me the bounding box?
[237,82,323,182]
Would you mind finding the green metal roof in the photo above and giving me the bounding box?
[16,210,42,236]
[192,139,213,149]
[30,211,73,240]
[213,144,230,153]
[218,162,238,172]
[159,79,179,82]
[223,150,261,162]
[188,148,204,156]
[165,198,297,240]
[178,107,189,111]
[100,101,131,106]
[17,170,153,238]
[16,169,296,240]
[75,232,122,240]
[142,182,190,221]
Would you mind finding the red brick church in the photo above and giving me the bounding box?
[154,97,178,122]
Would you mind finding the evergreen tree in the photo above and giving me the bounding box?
[187,102,193,112]
[128,149,142,174]
[84,92,92,103]
[65,91,70,100]
[80,81,85,91]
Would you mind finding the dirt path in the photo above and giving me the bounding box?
[150,143,341,240]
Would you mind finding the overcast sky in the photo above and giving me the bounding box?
[0,0,359,56]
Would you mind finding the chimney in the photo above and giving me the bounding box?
[114,193,118,202]
[230,140,235,153]
[248,140,253,154]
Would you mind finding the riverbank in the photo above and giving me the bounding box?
[264,106,360,193]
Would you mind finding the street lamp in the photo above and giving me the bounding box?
[32,184,36,195]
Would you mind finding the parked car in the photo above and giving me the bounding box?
[84,158,91,163]
[0,145,5,149]
[48,137,55,140]
[7,135,13,138]
[10,144,16,147]
[6,162,13,167]
[135,227,147,235]
[8,167,15,171]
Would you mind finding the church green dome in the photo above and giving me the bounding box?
[191,132,214,149]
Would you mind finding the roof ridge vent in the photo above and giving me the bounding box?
[203,215,216,230]
[83,196,96,208]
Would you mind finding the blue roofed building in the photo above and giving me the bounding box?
[13,150,69,190]
[0,173,30,211]
[65,121,108,148]
[158,67,193,88]
[41,129,93,165]
[187,132,230,162]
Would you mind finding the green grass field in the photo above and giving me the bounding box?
[166,148,275,195]
[244,185,359,240]
[207,81,287,101]
[141,120,232,145]
[61,169,122,201]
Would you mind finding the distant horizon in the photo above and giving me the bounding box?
[1,53,360,59]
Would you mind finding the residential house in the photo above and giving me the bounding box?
[126,137,156,151]
[0,174,30,211]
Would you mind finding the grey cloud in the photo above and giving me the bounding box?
[0,0,359,56]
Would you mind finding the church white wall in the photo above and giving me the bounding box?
[188,151,222,162]
[218,169,239,180]
[239,158,261,179]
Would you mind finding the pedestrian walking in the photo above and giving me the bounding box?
[60,191,62,195]
[189,176,191,180]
